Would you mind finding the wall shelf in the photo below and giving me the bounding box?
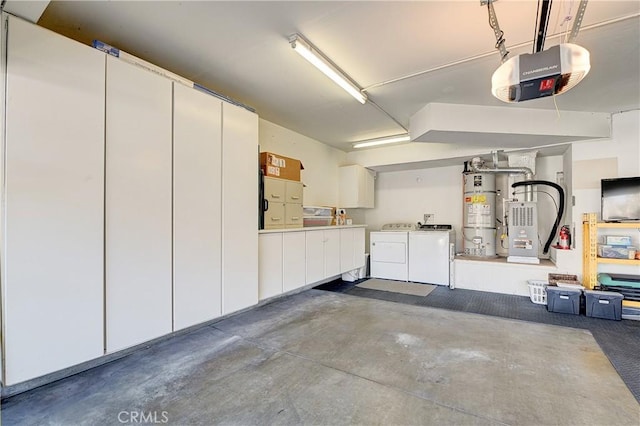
[582,213,640,289]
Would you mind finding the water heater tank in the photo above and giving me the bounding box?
[463,173,497,257]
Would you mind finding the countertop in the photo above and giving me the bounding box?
[259,224,367,234]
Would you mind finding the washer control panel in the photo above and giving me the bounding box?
[381,223,417,231]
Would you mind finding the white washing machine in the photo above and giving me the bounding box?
[369,223,416,281]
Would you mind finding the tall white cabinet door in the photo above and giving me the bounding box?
[283,232,306,292]
[105,56,172,352]
[3,17,105,385]
[222,103,259,314]
[173,84,222,330]
[259,233,283,300]
[324,229,341,277]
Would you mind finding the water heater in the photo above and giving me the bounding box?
[463,173,496,257]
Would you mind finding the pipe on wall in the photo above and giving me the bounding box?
[468,160,534,201]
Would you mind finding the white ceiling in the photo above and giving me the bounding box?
[30,1,640,152]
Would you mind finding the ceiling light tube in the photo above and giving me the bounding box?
[289,34,367,104]
[353,134,410,149]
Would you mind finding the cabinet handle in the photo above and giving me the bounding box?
[271,194,281,198]
[290,196,300,200]
[291,217,299,220]
[271,217,282,221]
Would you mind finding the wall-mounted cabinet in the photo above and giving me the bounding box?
[339,165,375,208]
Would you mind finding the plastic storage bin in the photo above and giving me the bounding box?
[527,280,548,305]
[598,244,637,259]
[546,286,582,315]
[303,206,334,216]
[585,290,623,320]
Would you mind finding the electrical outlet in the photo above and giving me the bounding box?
[424,214,434,224]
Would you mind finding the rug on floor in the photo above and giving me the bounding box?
[355,278,435,296]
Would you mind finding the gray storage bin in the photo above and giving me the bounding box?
[585,290,623,320]
[546,286,582,315]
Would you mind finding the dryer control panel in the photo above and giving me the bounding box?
[381,223,417,231]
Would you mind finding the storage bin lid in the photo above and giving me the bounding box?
[584,289,624,298]
[546,285,583,294]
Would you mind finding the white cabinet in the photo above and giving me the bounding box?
[1,16,263,385]
[259,227,365,299]
[339,165,375,208]
[222,103,259,314]
[283,232,307,292]
[306,229,341,284]
[340,227,366,273]
[2,16,106,385]
[259,231,307,299]
[105,55,173,352]
[173,83,222,331]
[259,233,283,300]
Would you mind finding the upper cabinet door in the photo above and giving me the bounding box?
[339,165,375,208]
[221,103,259,314]
[3,16,106,385]
[105,56,173,352]
[173,83,223,331]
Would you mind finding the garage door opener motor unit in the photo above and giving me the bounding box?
[483,0,591,103]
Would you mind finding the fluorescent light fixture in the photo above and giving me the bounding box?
[289,33,367,104]
[353,134,410,149]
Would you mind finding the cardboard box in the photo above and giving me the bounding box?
[260,152,304,182]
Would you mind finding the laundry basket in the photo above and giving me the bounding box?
[527,280,548,305]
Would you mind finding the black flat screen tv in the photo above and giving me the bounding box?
[601,177,640,222]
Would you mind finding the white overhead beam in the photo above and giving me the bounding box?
[410,103,611,146]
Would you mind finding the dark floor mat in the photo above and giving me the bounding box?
[315,279,640,403]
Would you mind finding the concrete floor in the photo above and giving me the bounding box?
[3,290,639,425]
